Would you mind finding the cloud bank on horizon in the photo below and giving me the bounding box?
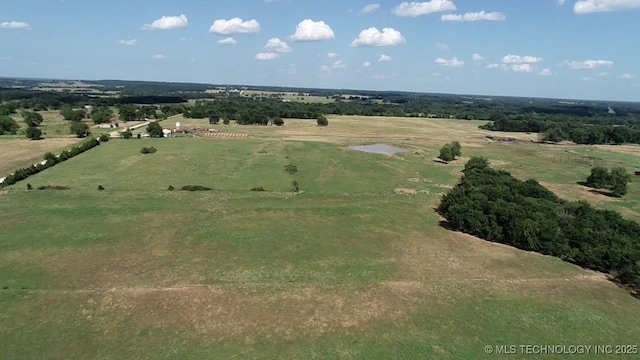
[1,0,639,101]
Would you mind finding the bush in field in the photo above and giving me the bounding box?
[438,141,462,163]
[272,117,284,126]
[585,166,631,198]
[25,127,43,140]
[70,122,89,138]
[140,146,157,154]
[317,115,328,126]
[284,163,298,175]
[37,185,70,190]
[167,185,175,191]
[122,130,133,139]
[98,134,109,142]
[181,185,211,191]
[250,186,266,191]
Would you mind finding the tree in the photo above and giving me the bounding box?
[98,134,109,142]
[121,130,133,139]
[21,111,44,127]
[117,104,138,122]
[0,115,19,135]
[438,142,461,163]
[463,157,490,174]
[209,115,220,125]
[70,122,89,138]
[585,166,610,189]
[272,117,284,126]
[317,115,328,126]
[438,144,455,162]
[92,108,114,124]
[146,122,164,138]
[609,166,630,197]
[60,105,85,121]
[25,127,43,140]
[451,141,462,158]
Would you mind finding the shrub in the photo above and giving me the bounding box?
[272,117,285,126]
[181,185,211,191]
[37,185,70,190]
[250,186,266,192]
[167,185,175,191]
[98,134,109,142]
[284,163,298,175]
[122,130,133,139]
[223,118,230,125]
[98,185,105,191]
[27,183,32,190]
[292,180,300,192]
[317,115,328,126]
[25,127,43,140]
[140,146,157,154]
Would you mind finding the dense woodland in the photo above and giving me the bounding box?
[438,158,640,292]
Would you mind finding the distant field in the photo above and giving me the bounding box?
[0,137,82,176]
[1,116,639,359]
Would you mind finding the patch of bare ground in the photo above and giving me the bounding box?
[394,187,417,195]
[78,282,428,341]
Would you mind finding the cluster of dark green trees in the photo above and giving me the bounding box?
[585,166,631,197]
[438,158,640,291]
[438,141,461,162]
[481,113,640,145]
[0,138,101,188]
[0,115,19,135]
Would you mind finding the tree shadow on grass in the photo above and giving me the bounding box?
[576,181,617,197]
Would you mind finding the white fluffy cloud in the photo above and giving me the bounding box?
[379,54,393,62]
[473,53,484,61]
[142,15,188,30]
[1,21,31,30]
[290,19,335,41]
[486,63,500,69]
[363,61,372,67]
[362,4,381,13]
[210,18,260,35]
[332,60,347,69]
[255,52,279,61]
[392,0,457,17]
[265,37,291,53]
[117,39,138,46]
[509,64,533,72]
[351,27,405,47]
[563,59,614,69]
[435,57,464,67]
[441,11,506,22]
[152,54,166,60]
[502,54,543,64]
[574,0,640,14]
[327,52,339,58]
[217,37,237,45]
[539,68,553,76]
[618,73,636,79]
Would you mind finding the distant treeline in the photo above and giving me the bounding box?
[438,158,640,292]
[3,82,640,144]
[481,115,640,145]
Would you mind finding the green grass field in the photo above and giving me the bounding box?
[1,117,639,359]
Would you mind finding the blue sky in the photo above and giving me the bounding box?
[1,0,639,101]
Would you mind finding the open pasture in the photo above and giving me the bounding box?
[1,116,639,359]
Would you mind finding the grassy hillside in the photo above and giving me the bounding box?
[1,117,639,359]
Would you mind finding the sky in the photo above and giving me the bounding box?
[1,0,639,102]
